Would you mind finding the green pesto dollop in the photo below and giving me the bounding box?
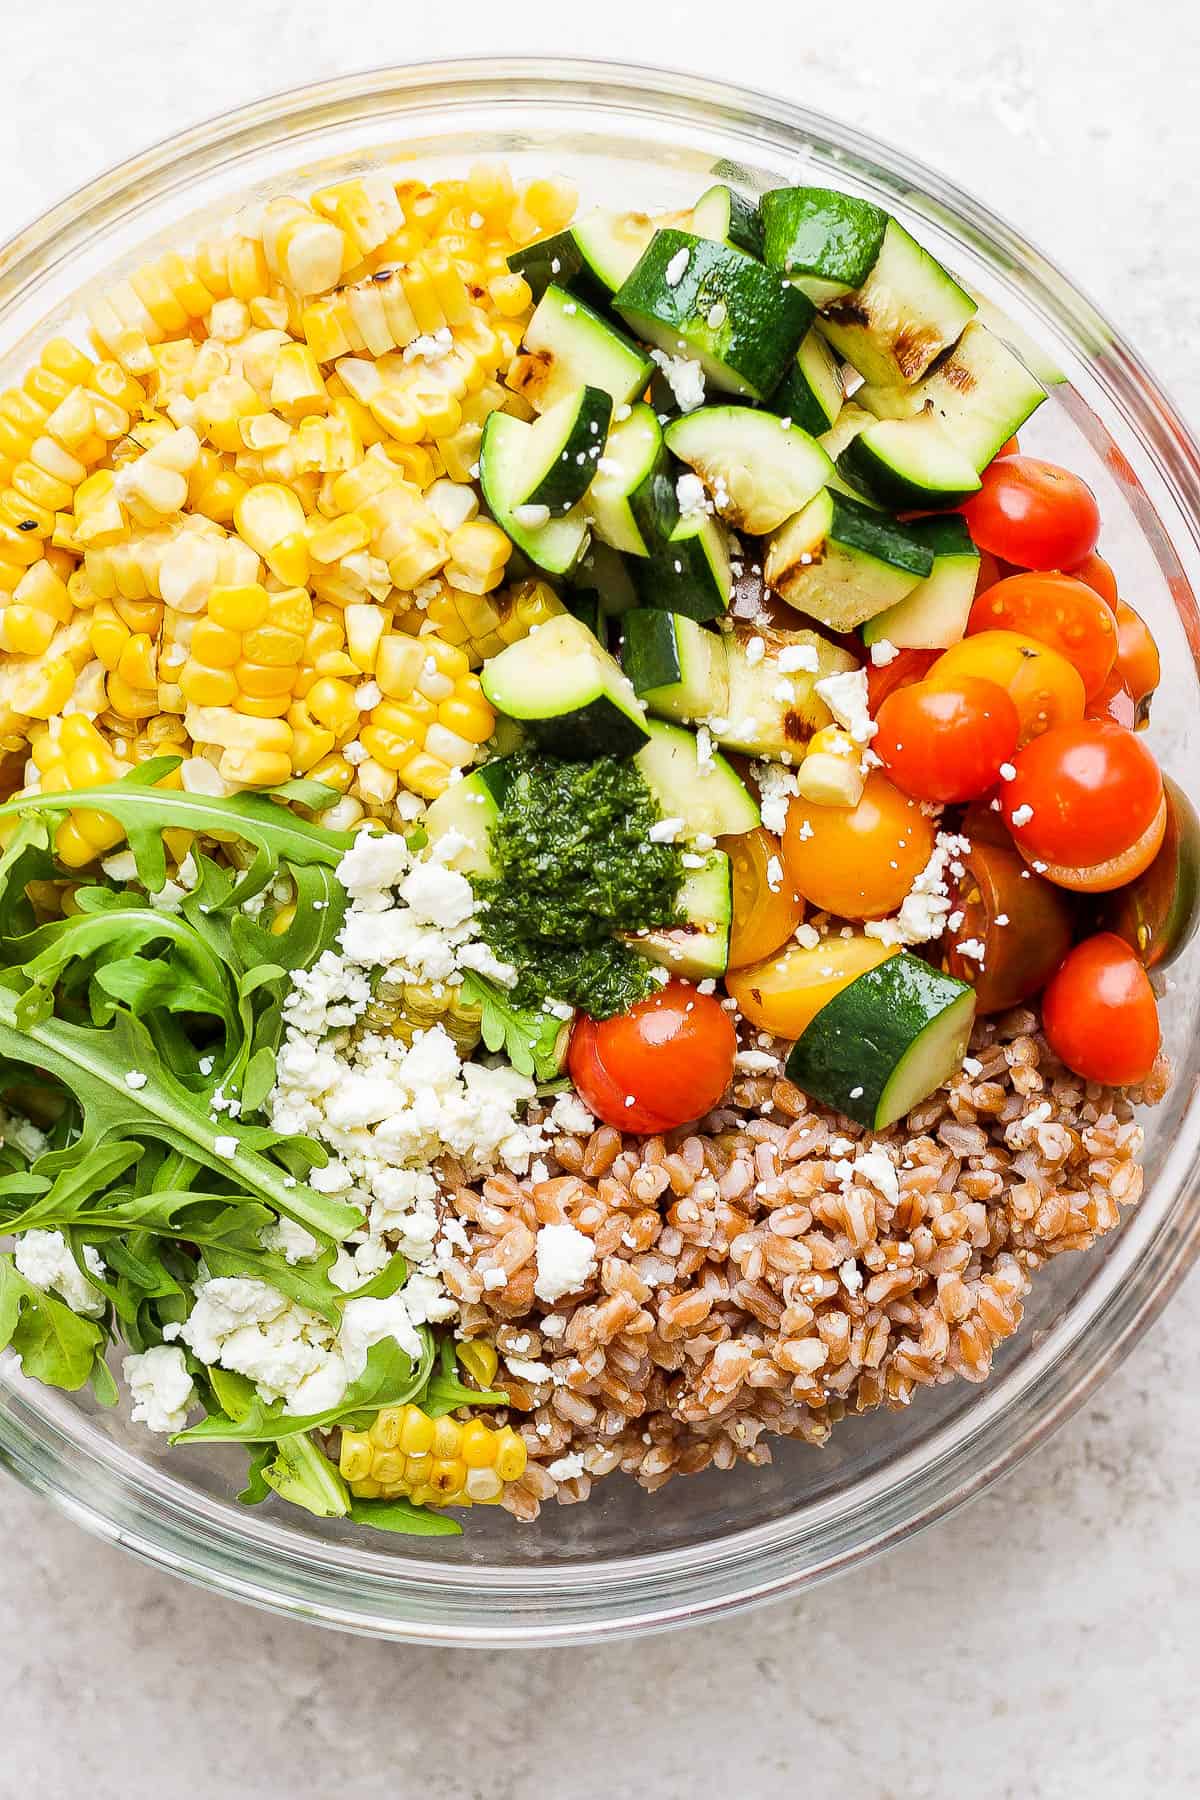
[475,751,683,1019]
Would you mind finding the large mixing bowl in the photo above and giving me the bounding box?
[1,59,1198,1645]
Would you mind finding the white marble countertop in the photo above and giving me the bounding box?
[3,3,1199,1794]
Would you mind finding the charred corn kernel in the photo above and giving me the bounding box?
[362,976,483,1052]
[233,482,309,585]
[444,517,511,595]
[261,197,346,297]
[339,1404,525,1506]
[456,1340,499,1390]
[311,176,405,261]
[488,272,533,317]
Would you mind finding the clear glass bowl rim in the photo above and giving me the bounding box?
[2,55,1200,1646]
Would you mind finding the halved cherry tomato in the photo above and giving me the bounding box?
[782,771,935,919]
[726,936,897,1038]
[961,456,1101,570]
[1066,550,1119,608]
[928,629,1085,744]
[1113,600,1161,716]
[568,980,737,1135]
[941,838,1075,1013]
[874,676,1019,804]
[721,826,805,970]
[1029,799,1167,895]
[1042,933,1160,1085]
[1099,775,1200,969]
[966,572,1117,698]
[1086,668,1139,730]
[1004,717,1164,874]
[865,646,938,713]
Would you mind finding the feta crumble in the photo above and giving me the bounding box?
[648,348,705,412]
[13,1230,107,1317]
[123,1345,196,1434]
[534,1223,596,1303]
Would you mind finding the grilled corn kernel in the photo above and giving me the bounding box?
[339,1404,526,1507]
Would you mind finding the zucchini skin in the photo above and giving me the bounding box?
[521,696,650,761]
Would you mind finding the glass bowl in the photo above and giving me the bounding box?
[2,58,1199,1647]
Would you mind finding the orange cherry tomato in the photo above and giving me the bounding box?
[568,980,736,1134]
[928,629,1085,745]
[865,646,938,713]
[1066,550,1119,607]
[966,572,1117,698]
[961,456,1101,570]
[1086,668,1139,731]
[726,936,897,1038]
[1042,933,1160,1085]
[1004,718,1164,871]
[1027,798,1167,895]
[995,435,1021,459]
[720,826,805,970]
[782,771,935,920]
[1113,600,1161,712]
[874,676,1020,804]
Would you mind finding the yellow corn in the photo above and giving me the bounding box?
[27,715,132,866]
[411,576,563,666]
[338,1402,526,1506]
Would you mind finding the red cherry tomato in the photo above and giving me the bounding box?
[1086,669,1140,731]
[995,435,1021,459]
[864,646,938,713]
[1004,718,1163,869]
[966,572,1117,698]
[1113,600,1161,710]
[1042,933,1161,1085]
[874,676,1020,804]
[568,980,736,1134]
[960,456,1101,570]
[1066,550,1119,608]
[974,550,1009,595]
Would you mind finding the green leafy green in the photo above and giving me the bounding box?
[0,1255,107,1391]
[348,1497,461,1537]
[244,1430,351,1519]
[461,971,570,1083]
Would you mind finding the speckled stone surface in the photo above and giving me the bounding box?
[2,5,1199,1795]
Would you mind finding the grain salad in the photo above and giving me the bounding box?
[0,154,1190,1539]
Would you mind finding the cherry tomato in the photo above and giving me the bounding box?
[1113,600,1161,713]
[568,980,736,1134]
[874,676,1019,804]
[726,937,897,1038]
[1066,550,1119,608]
[941,839,1075,1014]
[1042,933,1160,1085]
[1004,718,1164,871]
[966,572,1117,698]
[721,825,805,970]
[782,771,935,919]
[1086,668,1139,731]
[1028,800,1167,895]
[928,629,1085,745]
[1100,776,1200,970]
[995,435,1021,459]
[974,550,1009,595]
[960,456,1101,570]
[865,646,937,713]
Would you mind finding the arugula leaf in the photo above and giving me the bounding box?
[348,1498,461,1537]
[0,1255,107,1391]
[460,971,571,1083]
[0,763,353,898]
[172,1329,437,1444]
[423,1336,508,1418]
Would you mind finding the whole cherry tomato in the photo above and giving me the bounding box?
[874,676,1020,804]
[782,771,935,919]
[568,980,736,1134]
[961,456,1101,570]
[974,550,1010,595]
[1066,550,1119,608]
[865,646,938,713]
[928,629,1085,744]
[1042,933,1161,1085]
[966,572,1117,698]
[1113,600,1161,715]
[720,825,805,970]
[1086,669,1140,730]
[1004,718,1165,890]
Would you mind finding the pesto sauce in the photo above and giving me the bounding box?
[476,752,683,1019]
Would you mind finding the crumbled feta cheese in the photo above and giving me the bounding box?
[865,831,970,949]
[123,1345,196,1435]
[676,472,711,517]
[512,503,551,529]
[956,937,987,963]
[648,348,705,412]
[778,644,820,674]
[534,1223,596,1303]
[13,1230,106,1317]
[260,1216,319,1264]
[213,1135,239,1158]
[1011,804,1034,827]
[547,1452,586,1481]
[402,328,453,364]
[397,861,475,929]
[504,1356,553,1384]
[998,762,1017,782]
[744,635,767,666]
[756,760,800,834]
[814,667,877,745]
[852,1148,899,1205]
[962,1056,984,1078]
[765,855,784,892]
[868,640,900,667]
[734,1049,778,1073]
[794,922,820,949]
[664,246,691,287]
[549,1092,595,1136]
[124,1070,148,1090]
[648,815,686,843]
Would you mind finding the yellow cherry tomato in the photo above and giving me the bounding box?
[781,771,935,919]
[928,629,1084,745]
[727,936,899,1038]
[720,826,806,970]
